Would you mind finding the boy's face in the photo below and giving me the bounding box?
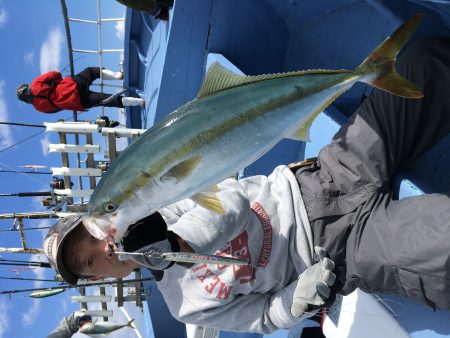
[65,223,139,280]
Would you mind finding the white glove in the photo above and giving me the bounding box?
[291,246,336,318]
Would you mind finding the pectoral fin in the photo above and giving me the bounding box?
[161,156,201,183]
[191,191,225,214]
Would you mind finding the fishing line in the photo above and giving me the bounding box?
[311,296,408,319]
[0,161,49,189]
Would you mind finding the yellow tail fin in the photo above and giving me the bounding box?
[128,319,136,329]
[356,13,424,98]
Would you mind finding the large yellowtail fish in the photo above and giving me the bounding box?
[84,14,424,241]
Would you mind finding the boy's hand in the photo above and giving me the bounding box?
[291,246,336,318]
[120,212,177,270]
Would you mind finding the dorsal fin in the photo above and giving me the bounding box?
[197,63,247,98]
[197,62,353,99]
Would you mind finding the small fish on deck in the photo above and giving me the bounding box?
[79,319,136,335]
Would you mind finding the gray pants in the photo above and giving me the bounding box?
[295,36,450,310]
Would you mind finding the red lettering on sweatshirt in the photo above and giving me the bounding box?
[216,282,233,300]
[192,263,234,300]
[191,203,273,299]
[251,201,272,268]
[196,267,215,282]
[204,276,221,294]
[228,232,255,284]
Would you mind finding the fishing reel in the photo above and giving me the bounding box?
[42,194,67,211]
[96,161,110,172]
[49,177,65,190]
[96,115,120,128]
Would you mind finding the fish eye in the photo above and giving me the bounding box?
[103,202,117,212]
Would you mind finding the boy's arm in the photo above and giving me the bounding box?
[169,250,335,334]
[32,71,63,87]
[173,280,308,333]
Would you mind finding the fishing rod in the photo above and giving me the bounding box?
[0,226,51,232]
[0,262,51,268]
[0,258,51,267]
[0,192,53,197]
[0,277,155,295]
[0,115,74,154]
[0,169,52,175]
[0,276,61,282]
[0,211,59,220]
[0,121,46,128]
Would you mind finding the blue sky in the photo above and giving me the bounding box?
[0,1,145,337]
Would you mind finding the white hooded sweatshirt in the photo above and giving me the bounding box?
[157,165,314,334]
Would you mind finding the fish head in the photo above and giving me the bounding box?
[85,166,162,242]
[85,189,155,242]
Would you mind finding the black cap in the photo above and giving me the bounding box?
[44,215,83,285]
[16,84,32,103]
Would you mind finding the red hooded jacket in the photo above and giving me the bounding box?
[30,71,84,113]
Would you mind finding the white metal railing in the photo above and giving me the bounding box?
[45,121,145,200]
[60,0,127,202]
[67,0,125,94]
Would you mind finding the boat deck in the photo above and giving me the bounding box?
[122,1,450,337]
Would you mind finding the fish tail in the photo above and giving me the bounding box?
[356,13,424,98]
[127,319,136,329]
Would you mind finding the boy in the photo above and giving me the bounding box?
[44,36,450,333]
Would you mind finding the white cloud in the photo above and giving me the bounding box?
[60,298,69,313]
[22,299,42,327]
[21,254,48,327]
[40,134,50,157]
[0,81,13,149]
[0,300,10,338]
[24,51,34,65]
[0,9,7,27]
[115,19,125,41]
[40,27,63,73]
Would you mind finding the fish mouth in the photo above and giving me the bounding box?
[82,214,115,240]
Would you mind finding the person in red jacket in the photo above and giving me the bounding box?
[16,67,145,113]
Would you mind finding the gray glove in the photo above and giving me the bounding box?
[291,246,336,318]
[47,312,82,337]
